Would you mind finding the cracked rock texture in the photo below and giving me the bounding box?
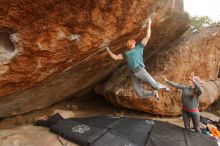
[0,0,189,117]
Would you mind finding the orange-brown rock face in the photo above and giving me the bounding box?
[0,0,189,117]
[96,26,220,116]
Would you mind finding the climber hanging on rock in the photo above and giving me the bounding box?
[105,18,170,100]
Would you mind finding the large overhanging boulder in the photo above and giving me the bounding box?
[0,0,189,117]
[96,26,220,116]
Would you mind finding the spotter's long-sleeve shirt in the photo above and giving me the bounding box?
[166,80,203,112]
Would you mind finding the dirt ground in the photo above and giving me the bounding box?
[0,93,219,130]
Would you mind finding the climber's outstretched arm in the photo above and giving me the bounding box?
[106,46,124,60]
[141,18,152,46]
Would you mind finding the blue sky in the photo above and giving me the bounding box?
[184,0,220,20]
